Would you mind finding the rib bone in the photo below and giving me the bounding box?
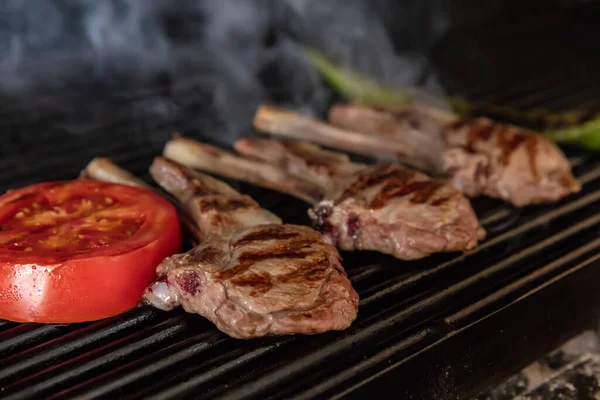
[254,106,441,171]
[163,135,323,204]
[234,137,363,192]
[81,157,152,189]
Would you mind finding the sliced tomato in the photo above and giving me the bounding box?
[0,179,182,323]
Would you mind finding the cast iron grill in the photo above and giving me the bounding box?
[0,99,599,400]
[3,16,600,400]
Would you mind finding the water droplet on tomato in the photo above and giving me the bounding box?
[52,275,62,290]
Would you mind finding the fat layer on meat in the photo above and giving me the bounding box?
[143,157,359,339]
[326,104,581,207]
[235,137,485,260]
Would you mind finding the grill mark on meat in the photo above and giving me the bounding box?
[221,239,320,279]
[230,272,273,296]
[474,162,491,183]
[277,255,330,284]
[446,118,494,152]
[337,164,416,204]
[525,135,539,178]
[409,181,445,204]
[234,226,301,247]
[431,196,451,206]
[199,197,256,213]
[467,119,495,148]
[189,178,223,197]
[450,118,542,179]
[176,271,202,295]
[369,179,445,209]
[282,142,335,174]
[448,117,472,132]
[497,126,529,166]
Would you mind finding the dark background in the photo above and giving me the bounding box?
[0,0,598,147]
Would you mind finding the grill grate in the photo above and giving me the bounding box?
[1,114,599,399]
[3,11,600,400]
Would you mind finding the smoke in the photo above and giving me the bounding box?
[0,0,448,146]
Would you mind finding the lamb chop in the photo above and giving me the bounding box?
[163,136,485,261]
[82,156,358,339]
[147,157,358,339]
[253,105,581,207]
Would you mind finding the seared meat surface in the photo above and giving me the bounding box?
[443,116,581,206]
[235,138,485,260]
[143,157,358,339]
[149,156,281,240]
[326,104,581,207]
[149,224,357,338]
[164,136,485,260]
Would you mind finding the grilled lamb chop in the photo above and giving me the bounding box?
[163,136,485,260]
[142,157,359,339]
[253,105,581,207]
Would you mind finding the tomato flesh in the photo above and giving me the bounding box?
[0,180,182,323]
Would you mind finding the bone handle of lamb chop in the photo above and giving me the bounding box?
[253,104,455,171]
[252,105,408,159]
[234,137,365,190]
[81,157,203,245]
[327,103,451,174]
[81,157,152,189]
[163,135,324,204]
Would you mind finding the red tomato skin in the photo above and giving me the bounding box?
[0,220,181,323]
[0,181,183,323]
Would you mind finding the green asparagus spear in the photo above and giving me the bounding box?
[545,116,600,150]
[303,48,412,107]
